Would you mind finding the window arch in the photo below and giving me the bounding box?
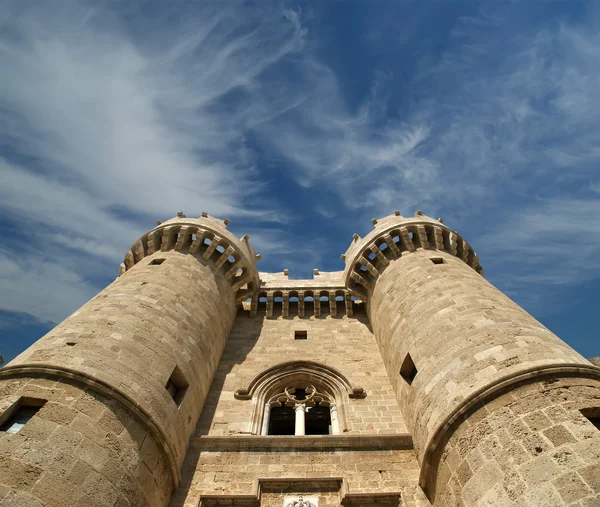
[266,382,337,435]
[234,360,366,435]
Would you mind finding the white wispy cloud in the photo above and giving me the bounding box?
[0,0,305,323]
[480,198,600,284]
[0,251,98,324]
[248,4,600,295]
[3,0,600,337]
[250,64,437,213]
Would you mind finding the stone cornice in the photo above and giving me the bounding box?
[189,433,413,450]
[196,477,402,506]
[120,214,260,303]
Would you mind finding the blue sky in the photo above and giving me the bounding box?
[1,0,599,363]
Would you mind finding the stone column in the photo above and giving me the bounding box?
[295,404,306,436]
[0,214,259,507]
[330,403,340,435]
[261,403,271,436]
[343,212,600,506]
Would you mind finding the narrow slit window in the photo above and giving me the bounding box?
[166,366,189,407]
[581,408,600,431]
[0,398,46,434]
[400,353,418,385]
[150,258,165,265]
[430,257,444,265]
[295,330,307,340]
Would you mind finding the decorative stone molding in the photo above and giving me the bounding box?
[196,477,402,507]
[119,214,260,303]
[342,212,483,299]
[234,361,366,435]
[189,434,413,450]
[249,288,355,318]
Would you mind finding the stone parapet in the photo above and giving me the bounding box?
[248,271,357,318]
[121,213,260,303]
[341,211,483,299]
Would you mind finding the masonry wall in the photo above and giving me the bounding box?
[196,308,406,436]
[172,447,428,507]
[369,249,590,460]
[0,376,172,507]
[170,308,421,506]
[1,249,238,506]
[433,376,600,506]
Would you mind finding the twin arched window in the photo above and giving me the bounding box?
[265,383,339,435]
[234,361,366,436]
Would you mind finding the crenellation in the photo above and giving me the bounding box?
[1,210,598,507]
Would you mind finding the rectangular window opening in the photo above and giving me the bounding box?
[305,405,331,435]
[0,397,47,434]
[580,408,600,431]
[150,258,165,265]
[268,406,295,435]
[294,330,307,340]
[400,353,418,385]
[166,366,189,407]
[430,257,444,265]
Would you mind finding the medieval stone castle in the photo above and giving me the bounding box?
[1,211,599,507]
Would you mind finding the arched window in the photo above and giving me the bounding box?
[234,361,366,436]
[266,383,338,435]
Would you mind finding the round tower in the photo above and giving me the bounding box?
[343,211,600,506]
[0,213,259,507]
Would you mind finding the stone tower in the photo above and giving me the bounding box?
[0,211,598,507]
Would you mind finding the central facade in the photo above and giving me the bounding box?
[1,211,599,507]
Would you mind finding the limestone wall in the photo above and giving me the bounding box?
[433,376,600,506]
[169,307,419,506]
[0,376,172,507]
[369,249,589,462]
[171,445,428,507]
[195,309,406,436]
[0,214,249,506]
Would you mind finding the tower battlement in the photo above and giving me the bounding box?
[342,211,482,299]
[120,212,261,302]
